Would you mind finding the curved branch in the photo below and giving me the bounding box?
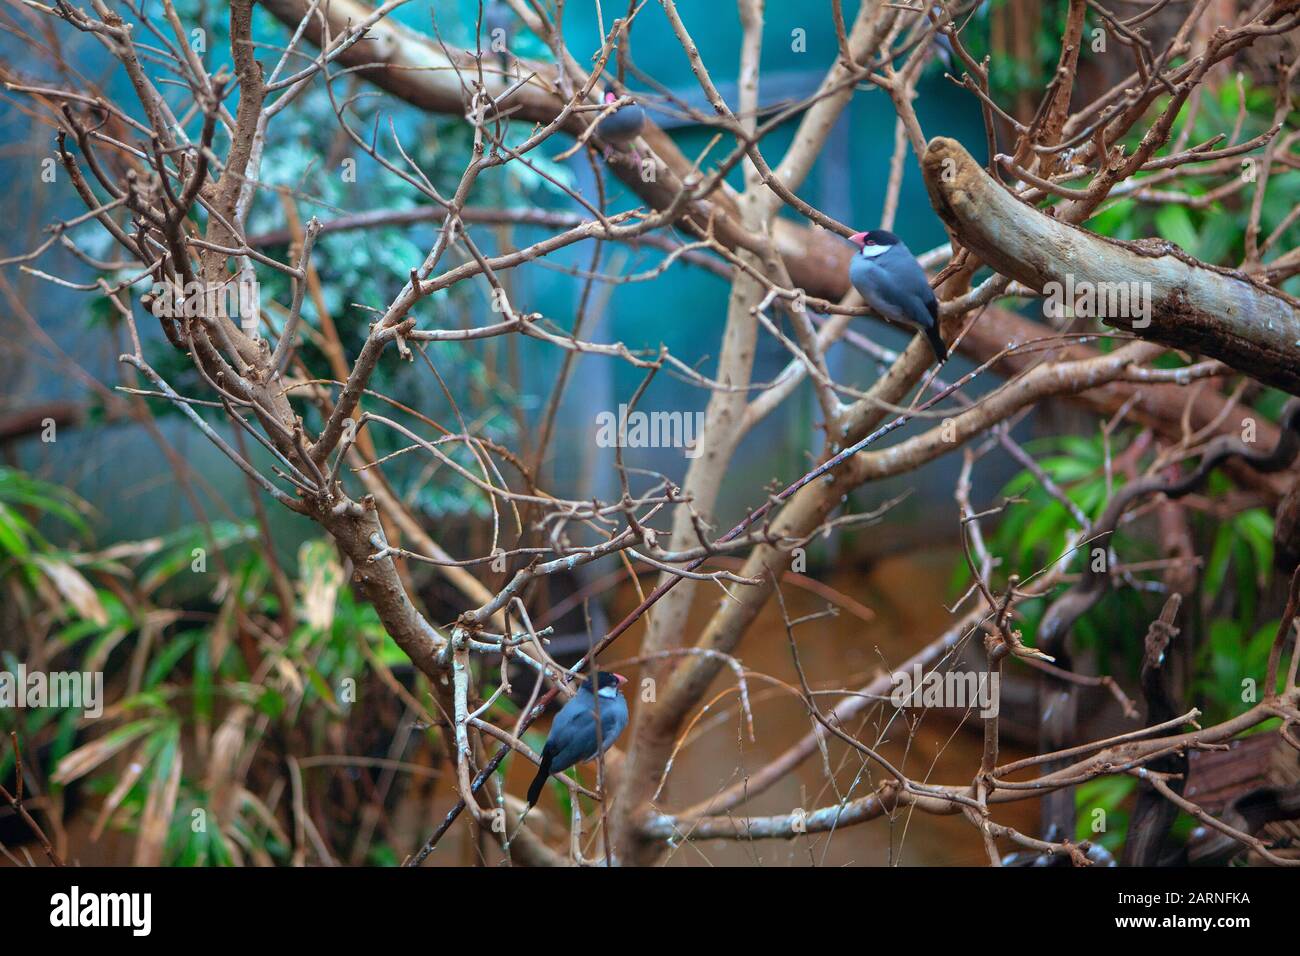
[921,136,1300,395]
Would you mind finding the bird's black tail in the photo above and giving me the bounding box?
[925,324,948,364]
[526,753,553,807]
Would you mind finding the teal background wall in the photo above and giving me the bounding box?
[0,2,995,560]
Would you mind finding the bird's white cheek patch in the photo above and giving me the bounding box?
[598,686,618,699]
[858,245,889,259]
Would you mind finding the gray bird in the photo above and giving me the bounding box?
[928,4,955,71]
[847,229,947,363]
[525,671,629,807]
[595,92,645,162]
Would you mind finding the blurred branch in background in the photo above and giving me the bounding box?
[0,0,1298,868]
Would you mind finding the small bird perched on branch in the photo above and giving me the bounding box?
[595,92,646,163]
[847,230,948,364]
[525,672,629,808]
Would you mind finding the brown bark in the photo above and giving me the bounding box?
[923,137,1300,395]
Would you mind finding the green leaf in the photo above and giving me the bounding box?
[0,504,32,559]
[1204,522,1233,596]
[1155,204,1199,256]
[1235,508,1274,585]
[143,632,197,689]
[1019,501,1068,565]
[51,719,163,785]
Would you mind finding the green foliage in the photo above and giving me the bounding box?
[995,434,1113,575]
[1204,505,1273,627]
[1194,618,1284,725]
[974,422,1291,854]
[952,433,1119,651]
[1095,76,1300,278]
[0,467,91,571]
[0,458,435,864]
[34,528,422,864]
[1075,775,1135,853]
[968,5,1300,290]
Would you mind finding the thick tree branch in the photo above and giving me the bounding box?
[922,136,1300,395]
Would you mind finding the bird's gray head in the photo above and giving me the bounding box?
[590,671,628,699]
[849,229,901,260]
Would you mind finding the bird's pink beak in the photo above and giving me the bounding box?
[848,232,868,248]
[613,673,628,687]
[604,92,618,104]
